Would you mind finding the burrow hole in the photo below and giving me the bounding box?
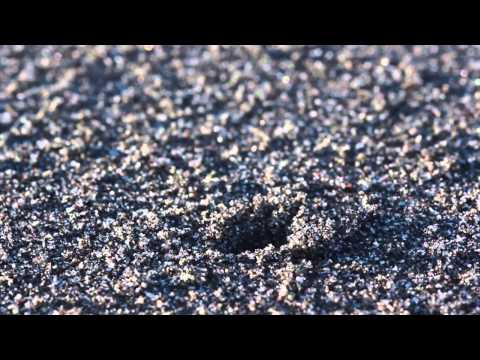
[214,202,295,254]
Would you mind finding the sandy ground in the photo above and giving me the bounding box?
[1,45,480,314]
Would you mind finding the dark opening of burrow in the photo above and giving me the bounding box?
[214,202,292,254]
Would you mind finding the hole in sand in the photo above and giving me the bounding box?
[215,202,290,254]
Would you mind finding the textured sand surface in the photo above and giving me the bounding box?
[1,45,480,314]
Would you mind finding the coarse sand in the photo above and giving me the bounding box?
[1,45,480,314]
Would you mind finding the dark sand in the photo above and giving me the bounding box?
[1,45,480,314]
